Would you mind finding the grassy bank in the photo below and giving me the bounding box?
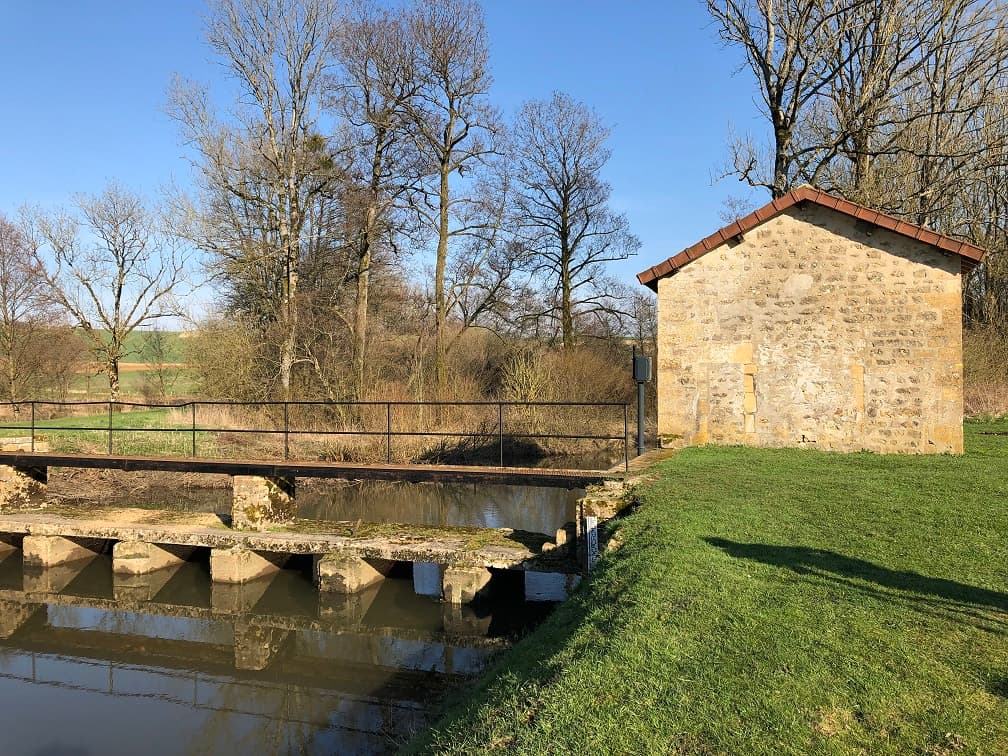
[412,421,1008,754]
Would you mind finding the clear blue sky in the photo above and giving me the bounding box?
[0,0,765,292]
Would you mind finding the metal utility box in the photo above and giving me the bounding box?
[633,354,652,383]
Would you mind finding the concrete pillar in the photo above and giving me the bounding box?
[442,565,492,605]
[23,561,94,594]
[23,535,104,568]
[233,622,291,671]
[0,600,42,639]
[113,565,183,603]
[524,572,582,602]
[0,465,47,511]
[317,555,393,594]
[113,541,196,575]
[318,583,381,625]
[0,534,20,557]
[232,475,296,531]
[211,576,275,614]
[442,603,492,637]
[412,562,442,598]
[210,547,287,585]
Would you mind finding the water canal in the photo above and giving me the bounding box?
[0,482,578,754]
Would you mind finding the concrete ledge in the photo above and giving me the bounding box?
[112,541,196,575]
[442,566,492,605]
[317,555,393,594]
[23,535,104,567]
[210,547,287,584]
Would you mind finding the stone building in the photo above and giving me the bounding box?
[637,186,986,455]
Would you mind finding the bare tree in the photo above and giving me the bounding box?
[406,0,500,392]
[0,215,63,402]
[169,0,340,400]
[512,92,639,349]
[331,1,422,399]
[708,0,861,197]
[710,0,1008,206]
[23,184,188,401]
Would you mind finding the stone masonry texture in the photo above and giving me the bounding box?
[656,204,964,454]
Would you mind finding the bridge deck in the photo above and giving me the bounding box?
[0,504,576,573]
[0,451,610,489]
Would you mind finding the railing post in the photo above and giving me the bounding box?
[283,402,290,460]
[624,403,630,472]
[498,402,504,468]
[386,402,392,463]
[30,402,35,453]
[191,402,197,457]
[108,401,114,455]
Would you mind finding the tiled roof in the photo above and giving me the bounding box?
[637,185,987,291]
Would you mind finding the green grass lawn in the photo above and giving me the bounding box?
[412,420,1008,754]
[0,407,204,456]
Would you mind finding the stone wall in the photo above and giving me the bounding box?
[656,203,964,454]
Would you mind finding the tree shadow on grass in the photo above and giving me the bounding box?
[705,538,1008,633]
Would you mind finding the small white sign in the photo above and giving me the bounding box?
[585,515,599,571]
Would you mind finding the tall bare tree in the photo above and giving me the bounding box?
[23,184,188,400]
[512,92,640,349]
[0,215,61,402]
[406,0,500,392]
[169,0,340,400]
[708,0,861,197]
[710,0,1008,206]
[331,1,422,399]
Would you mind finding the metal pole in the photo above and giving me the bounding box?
[386,402,392,463]
[108,401,113,455]
[637,380,646,457]
[624,404,629,472]
[191,402,197,457]
[283,402,290,460]
[498,402,504,467]
[30,402,35,453]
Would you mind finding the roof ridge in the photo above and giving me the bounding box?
[637,186,986,291]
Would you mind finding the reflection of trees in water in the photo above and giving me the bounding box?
[186,680,322,756]
[297,480,580,534]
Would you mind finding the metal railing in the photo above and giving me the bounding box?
[0,400,631,471]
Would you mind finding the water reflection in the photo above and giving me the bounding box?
[297,481,582,535]
[67,481,584,537]
[0,550,554,755]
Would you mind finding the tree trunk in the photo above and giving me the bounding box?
[107,358,120,402]
[561,253,573,350]
[279,200,298,402]
[434,163,450,394]
[352,214,373,401]
[560,217,574,349]
[773,125,790,198]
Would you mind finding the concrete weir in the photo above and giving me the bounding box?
[0,448,616,605]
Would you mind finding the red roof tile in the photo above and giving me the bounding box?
[637,185,987,291]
